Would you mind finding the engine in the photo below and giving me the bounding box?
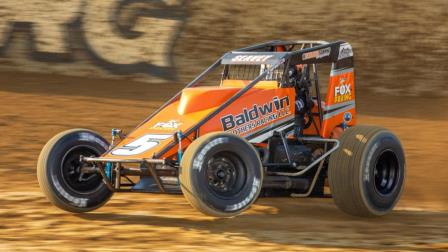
[258,136,325,197]
[271,144,313,166]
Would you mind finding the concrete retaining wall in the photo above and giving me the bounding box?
[0,0,447,96]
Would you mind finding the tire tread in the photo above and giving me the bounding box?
[329,126,389,217]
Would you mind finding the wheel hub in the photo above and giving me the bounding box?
[61,146,103,194]
[207,157,236,193]
[205,152,246,197]
[373,150,399,196]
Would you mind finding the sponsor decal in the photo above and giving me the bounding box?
[338,43,353,60]
[152,120,182,130]
[344,112,352,123]
[221,96,291,135]
[302,47,331,60]
[225,178,261,211]
[193,137,229,171]
[52,176,88,208]
[334,78,352,103]
[364,142,379,182]
[231,55,274,63]
[323,101,355,120]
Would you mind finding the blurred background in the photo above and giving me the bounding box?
[0,0,447,251]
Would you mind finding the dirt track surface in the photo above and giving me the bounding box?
[1,74,448,251]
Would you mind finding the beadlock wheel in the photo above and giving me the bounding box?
[180,132,263,217]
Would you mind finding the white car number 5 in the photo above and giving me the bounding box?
[111,134,171,156]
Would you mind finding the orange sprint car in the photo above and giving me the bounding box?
[37,40,405,217]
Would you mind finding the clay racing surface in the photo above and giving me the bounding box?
[0,73,447,251]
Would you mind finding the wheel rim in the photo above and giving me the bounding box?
[205,151,246,198]
[60,145,103,194]
[373,150,400,196]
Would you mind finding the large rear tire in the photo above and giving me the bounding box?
[37,129,113,213]
[328,126,405,217]
[180,132,263,217]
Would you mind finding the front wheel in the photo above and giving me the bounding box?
[328,126,406,217]
[37,129,113,213]
[180,132,263,217]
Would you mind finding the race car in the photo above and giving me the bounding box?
[37,40,406,217]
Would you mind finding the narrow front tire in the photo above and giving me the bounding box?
[37,129,113,213]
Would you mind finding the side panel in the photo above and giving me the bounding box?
[103,87,295,160]
[200,87,296,143]
[102,100,210,160]
[321,68,356,138]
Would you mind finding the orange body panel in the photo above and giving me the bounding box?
[200,87,295,138]
[302,70,356,138]
[103,84,295,160]
[103,99,206,160]
[178,87,240,115]
[321,70,356,138]
[102,64,356,160]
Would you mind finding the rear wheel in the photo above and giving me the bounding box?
[37,129,113,213]
[180,132,263,217]
[328,126,405,217]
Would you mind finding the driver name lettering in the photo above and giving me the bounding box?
[231,55,274,63]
